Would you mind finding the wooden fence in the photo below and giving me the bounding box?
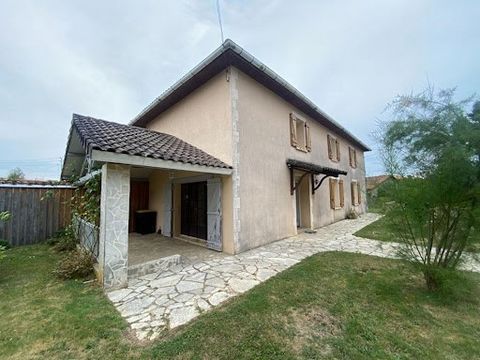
[0,185,75,246]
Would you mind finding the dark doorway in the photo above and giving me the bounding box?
[181,181,207,240]
[129,180,149,232]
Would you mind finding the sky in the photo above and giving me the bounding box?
[0,0,479,179]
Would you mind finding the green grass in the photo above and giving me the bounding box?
[1,245,480,359]
[355,214,480,252]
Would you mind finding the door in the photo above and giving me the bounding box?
[129,180,149,232]
[181,181,208,240]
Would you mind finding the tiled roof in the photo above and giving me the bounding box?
[72,114,231,169]
[366,175,401,190]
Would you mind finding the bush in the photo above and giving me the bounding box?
[346,208,359,219]
[54,249,94,280]
[0,239,10,249]
[48,226,78,252]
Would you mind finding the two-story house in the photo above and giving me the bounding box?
[61,40,370,289]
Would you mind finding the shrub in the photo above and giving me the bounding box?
[54,249,94,280]
[0,239,10,249]
[346,208,359,219]
[48,225,78,252]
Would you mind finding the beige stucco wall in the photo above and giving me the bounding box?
[236,69,367,250]
[146,71,233,165]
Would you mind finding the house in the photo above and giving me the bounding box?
[366,174,401,199]
[61,40,370,289]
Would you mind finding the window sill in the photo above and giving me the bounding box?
[294,146,309,153]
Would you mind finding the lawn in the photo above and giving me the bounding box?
[1,245,480,359]
[354,214,480,253]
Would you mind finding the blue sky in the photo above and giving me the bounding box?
[0,0,479,179]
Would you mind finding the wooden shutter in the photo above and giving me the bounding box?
[351,182,355,205]
[290,114,297,147]
[305,123,311,151]
[336,140,340,161]
[339,179,344,208]
[353,150,357,168]
[329,178,336,209]
[327,135,332,159]
[348,147,353,167]
[207,178,222,251]
[163,181,172,236]
[357,182,361,204]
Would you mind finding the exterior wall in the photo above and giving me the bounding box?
[146,72,233,165]
[236,69,367,250]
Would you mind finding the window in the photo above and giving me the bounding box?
[327,135,340,162]
[329,178,344,209]
[290,113,311,152]
[351,180,361,205]
[349,147,357,168]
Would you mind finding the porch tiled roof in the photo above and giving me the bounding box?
[72,114,232,169]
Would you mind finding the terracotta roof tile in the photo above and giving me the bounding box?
[72,114,231,169]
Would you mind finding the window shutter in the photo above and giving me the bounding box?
[329,178,335,209]
[339,179,344,208]
[357,182,361,204]
[351,182,355,205]
[305,123,311,152]
[353,150,357,168]
[336,140,340,161]
[327,135,332,160]
[290,114,297,147]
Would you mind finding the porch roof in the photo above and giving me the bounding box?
[61,114,232,179]
[286,159,347,177]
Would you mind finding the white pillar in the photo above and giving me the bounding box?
[99,163,130,289]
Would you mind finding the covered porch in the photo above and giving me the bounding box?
[62,114,233,289]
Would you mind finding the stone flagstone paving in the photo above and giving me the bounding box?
[106,213,480,340]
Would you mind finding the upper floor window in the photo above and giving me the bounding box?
[327,134,340,162]
[329,178,344,209]
[349,147,357,168]
[290,113,311,152]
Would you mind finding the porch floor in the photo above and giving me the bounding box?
[128,233,224,266]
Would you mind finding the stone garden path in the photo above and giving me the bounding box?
[107,213,480,341]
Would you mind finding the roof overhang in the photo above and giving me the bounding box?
[286,159,347,195]
[131,40,370,152]
[91,150,232,176]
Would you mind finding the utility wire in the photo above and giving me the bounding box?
[216,0,225,43]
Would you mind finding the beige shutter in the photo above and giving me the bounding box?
[349,147,353,167]
[357,182,361,204]
[339,179,344,208]
[290,114,297,147]
[351,182,355,205]
[327,135,332,159]
[353,150,357,168]
[336,140,340,161]
[305,123,311,152]
[329,178,336,209]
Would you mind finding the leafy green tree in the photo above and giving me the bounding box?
[380,87,480,290]
[7,167,25,181]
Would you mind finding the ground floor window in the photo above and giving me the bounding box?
[329,178,344,209]
[351,180,361,206]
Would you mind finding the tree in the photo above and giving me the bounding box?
[7,167,25,181]
[380,87,480,290]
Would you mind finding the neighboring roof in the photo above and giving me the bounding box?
[286,159,347,176]
[366,174,401,191]
[131,39,370,152]
[0,178,74,188]
[72,114,231,169]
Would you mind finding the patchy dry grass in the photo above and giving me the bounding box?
[1,245,480,359]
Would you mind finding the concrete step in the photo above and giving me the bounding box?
[128,254,185,279]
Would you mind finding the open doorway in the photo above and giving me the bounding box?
[295,173,312,230]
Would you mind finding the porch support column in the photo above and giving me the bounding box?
[99,163,130,289]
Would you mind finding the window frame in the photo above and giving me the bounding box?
[351,180,361,206]
[290,112,311,152]
[329,177,345,210]
[327,134,341,162]
[349,146,357,168]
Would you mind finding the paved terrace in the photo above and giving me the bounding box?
[107,213,480,341]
